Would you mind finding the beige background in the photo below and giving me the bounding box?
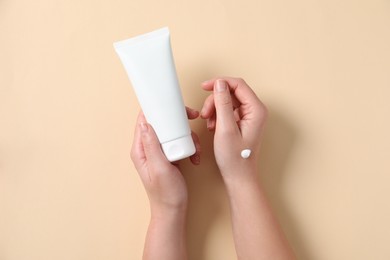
[1,0,389,259]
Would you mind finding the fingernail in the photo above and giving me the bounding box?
[215,80,227,92]
[194,155,200,164]
[140,122,148,132]
[189,107,199,113]
[191,108,200,116]
[202,79,212,85]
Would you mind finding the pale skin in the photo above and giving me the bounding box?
[130,77,295,260]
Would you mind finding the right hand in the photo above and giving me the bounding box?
[200,77,268,181]
[130,108,201,213]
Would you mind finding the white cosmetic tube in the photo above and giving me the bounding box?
[113,27,195,162]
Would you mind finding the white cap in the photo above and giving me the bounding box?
[161,135,196,162]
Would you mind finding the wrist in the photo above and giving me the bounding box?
[149,206,187,238]
[150,203,187,221]
[220,160,259,183]
[148,192,188,215]
[145,201,188,260]
[221,167,263,197]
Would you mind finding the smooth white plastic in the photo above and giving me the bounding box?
[113,27,195,162]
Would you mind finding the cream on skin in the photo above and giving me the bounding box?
[114,27,195,162]
[240,149,252,159]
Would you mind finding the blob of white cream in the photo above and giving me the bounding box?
[240,149,252,159]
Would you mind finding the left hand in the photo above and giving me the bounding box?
[130,107,201,213]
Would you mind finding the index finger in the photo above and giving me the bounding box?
[130,112,148,180]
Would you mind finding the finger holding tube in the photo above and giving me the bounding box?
[185,106,200,120]
[189,131,201,165]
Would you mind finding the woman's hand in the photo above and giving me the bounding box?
[130,107,200,213]
[200,77,268,181]
[201,78,295,260]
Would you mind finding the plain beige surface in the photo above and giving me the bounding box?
[1,0,390,259]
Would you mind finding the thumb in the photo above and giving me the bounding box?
[140,122,170,166]
[214,80,238,133]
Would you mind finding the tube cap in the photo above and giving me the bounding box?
[161,135,196,162]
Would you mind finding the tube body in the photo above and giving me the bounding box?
[113,27,195,162]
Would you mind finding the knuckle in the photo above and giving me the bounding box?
[236,77,247,85]
[143,141,153,153]
[249,101,267,121]
[254,103,268,125]
[253,99,267,112]
[130,149,136,162]
[218,93,232,106]
[204,94,214,108]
